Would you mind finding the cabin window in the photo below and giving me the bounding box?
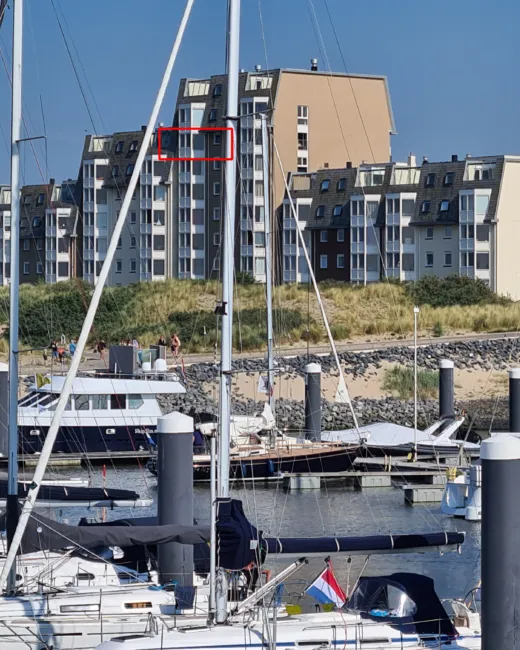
[111,394,127,409]
[61,603,100,613]
[75,394,89,411]
[19,393,43,407]
[128,395,144,410]
[124,601,153,609]
[91,395,108,410]
[37,393,59,408]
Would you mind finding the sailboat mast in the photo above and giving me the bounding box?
[217,0,240,499]
[261,115,275,415]
[6,0,23,594]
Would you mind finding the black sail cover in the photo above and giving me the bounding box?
[0,498,464,572]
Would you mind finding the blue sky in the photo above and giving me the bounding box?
[0,0,519,185]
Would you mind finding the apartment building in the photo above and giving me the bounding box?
[0,181,78,285]
[283,154,520,299]
[171,64,395,282]
[79,129,174,285]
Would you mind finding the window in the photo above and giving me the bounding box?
[337,229,345,242]
[255,181,264,197]
[477,224,490,242]
[440,200,450,212]
[254,257,266,275]
[96,212,107,229]
[461,194,475,211]
[426,227,434,239]
[213,232,220,246]
[332,205,343,217]
[23,262,30,275]
[213,182,221,196]
[320,254,328,269]
[130,236,136,248]
[387,198,400,214]
[315,205,325,218]
[366,254,379,272]
[241,128,253,143]
[23,239,30,251]
[92,395,107,410]
[444,252,452,267]
[153,259,165,276]
[75,394,89,411]
[298,132,308,150]
[36,262,43,275]
[337,178,346,191]
[213,84,222,97]
[387,225,399,242]
[213,133,221,146]
[477,252,490,270]
[444,226,452,239]
[284,229,296,246]
[421,201,431,214]
[401,199,414,217]
[297,105,308,125]
[254,232,265,248]
[255,206,265,223]
[96,237,107,254]
[351,227,364,244]
[213,160,221,171]
[96,188,107,204]
[351,253,364,269]
[126,164,134,176]
[320,179,330,192]
[320,230,328,243]
[153,235,165,251]
[444,172,455,186]
[425,173,435,187]
[461,224,474,239]
[23,195,32,206]
[351,199,364,217]
[112,165,119,178]
[425,252,434,267]
[255,155,263,172]
[241,179,253,195]
[476,195,490,216]
[461,252,475,267]
[37,193,45,205]
[154,185,166,201]
[129,140,138,152]
[337,254,345,268]
[115,141,124,153]
[37,239,43,251]
[116,259,122,273]
[209,109,217,122]
[111,394,126,409]
[402,253,415,272]
[130,259,137,273]
[130,211,137,224]
[386,253,399,269]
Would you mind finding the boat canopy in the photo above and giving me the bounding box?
[347,572,457,639]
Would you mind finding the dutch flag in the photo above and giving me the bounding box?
[305,562,347,608]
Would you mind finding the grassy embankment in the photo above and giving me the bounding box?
[0,275,517,354]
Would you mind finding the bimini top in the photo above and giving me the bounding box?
[28,374,185,396]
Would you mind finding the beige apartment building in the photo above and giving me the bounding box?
[171,63,395,281]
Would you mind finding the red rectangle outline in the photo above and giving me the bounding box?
[157,127,234,162]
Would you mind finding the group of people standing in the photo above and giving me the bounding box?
[49,339,77,364]
[157,333,181,359]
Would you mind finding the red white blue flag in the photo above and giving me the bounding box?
[305,562,346,608]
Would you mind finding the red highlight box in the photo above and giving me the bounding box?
[157,127,234,162]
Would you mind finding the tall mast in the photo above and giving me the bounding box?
[215,0,240,625]
[261,114,274,416]
[6,0,23,594]
[217,0,240,497]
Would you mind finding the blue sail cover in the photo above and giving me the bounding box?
[216,498,265,570]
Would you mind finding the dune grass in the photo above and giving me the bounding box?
[0,277,518,354]
[382,366,439,400]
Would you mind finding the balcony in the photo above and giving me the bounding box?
[140,223,152,234]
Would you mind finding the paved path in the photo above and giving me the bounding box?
[17,330,520,376]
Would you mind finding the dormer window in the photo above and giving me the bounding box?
[36,193,45,205]
[129,140,138,153]
[440,200,450,212]
[425,173,435,187]
[213,84,222,97]
[421,200,431,213]
[444,172,455,186]
[315,205,325,218]
[23,195,32,206]
[112,165,120,178]
[332,205,343,217]
[115,141,124,154]
[337,178,346,191]
[320,179,330,192]
[209,109,217,122]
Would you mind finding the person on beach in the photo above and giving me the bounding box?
[96,339,107,361]
[157,335,167,347]
[69,339,77,357]
[50,340,59,361]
